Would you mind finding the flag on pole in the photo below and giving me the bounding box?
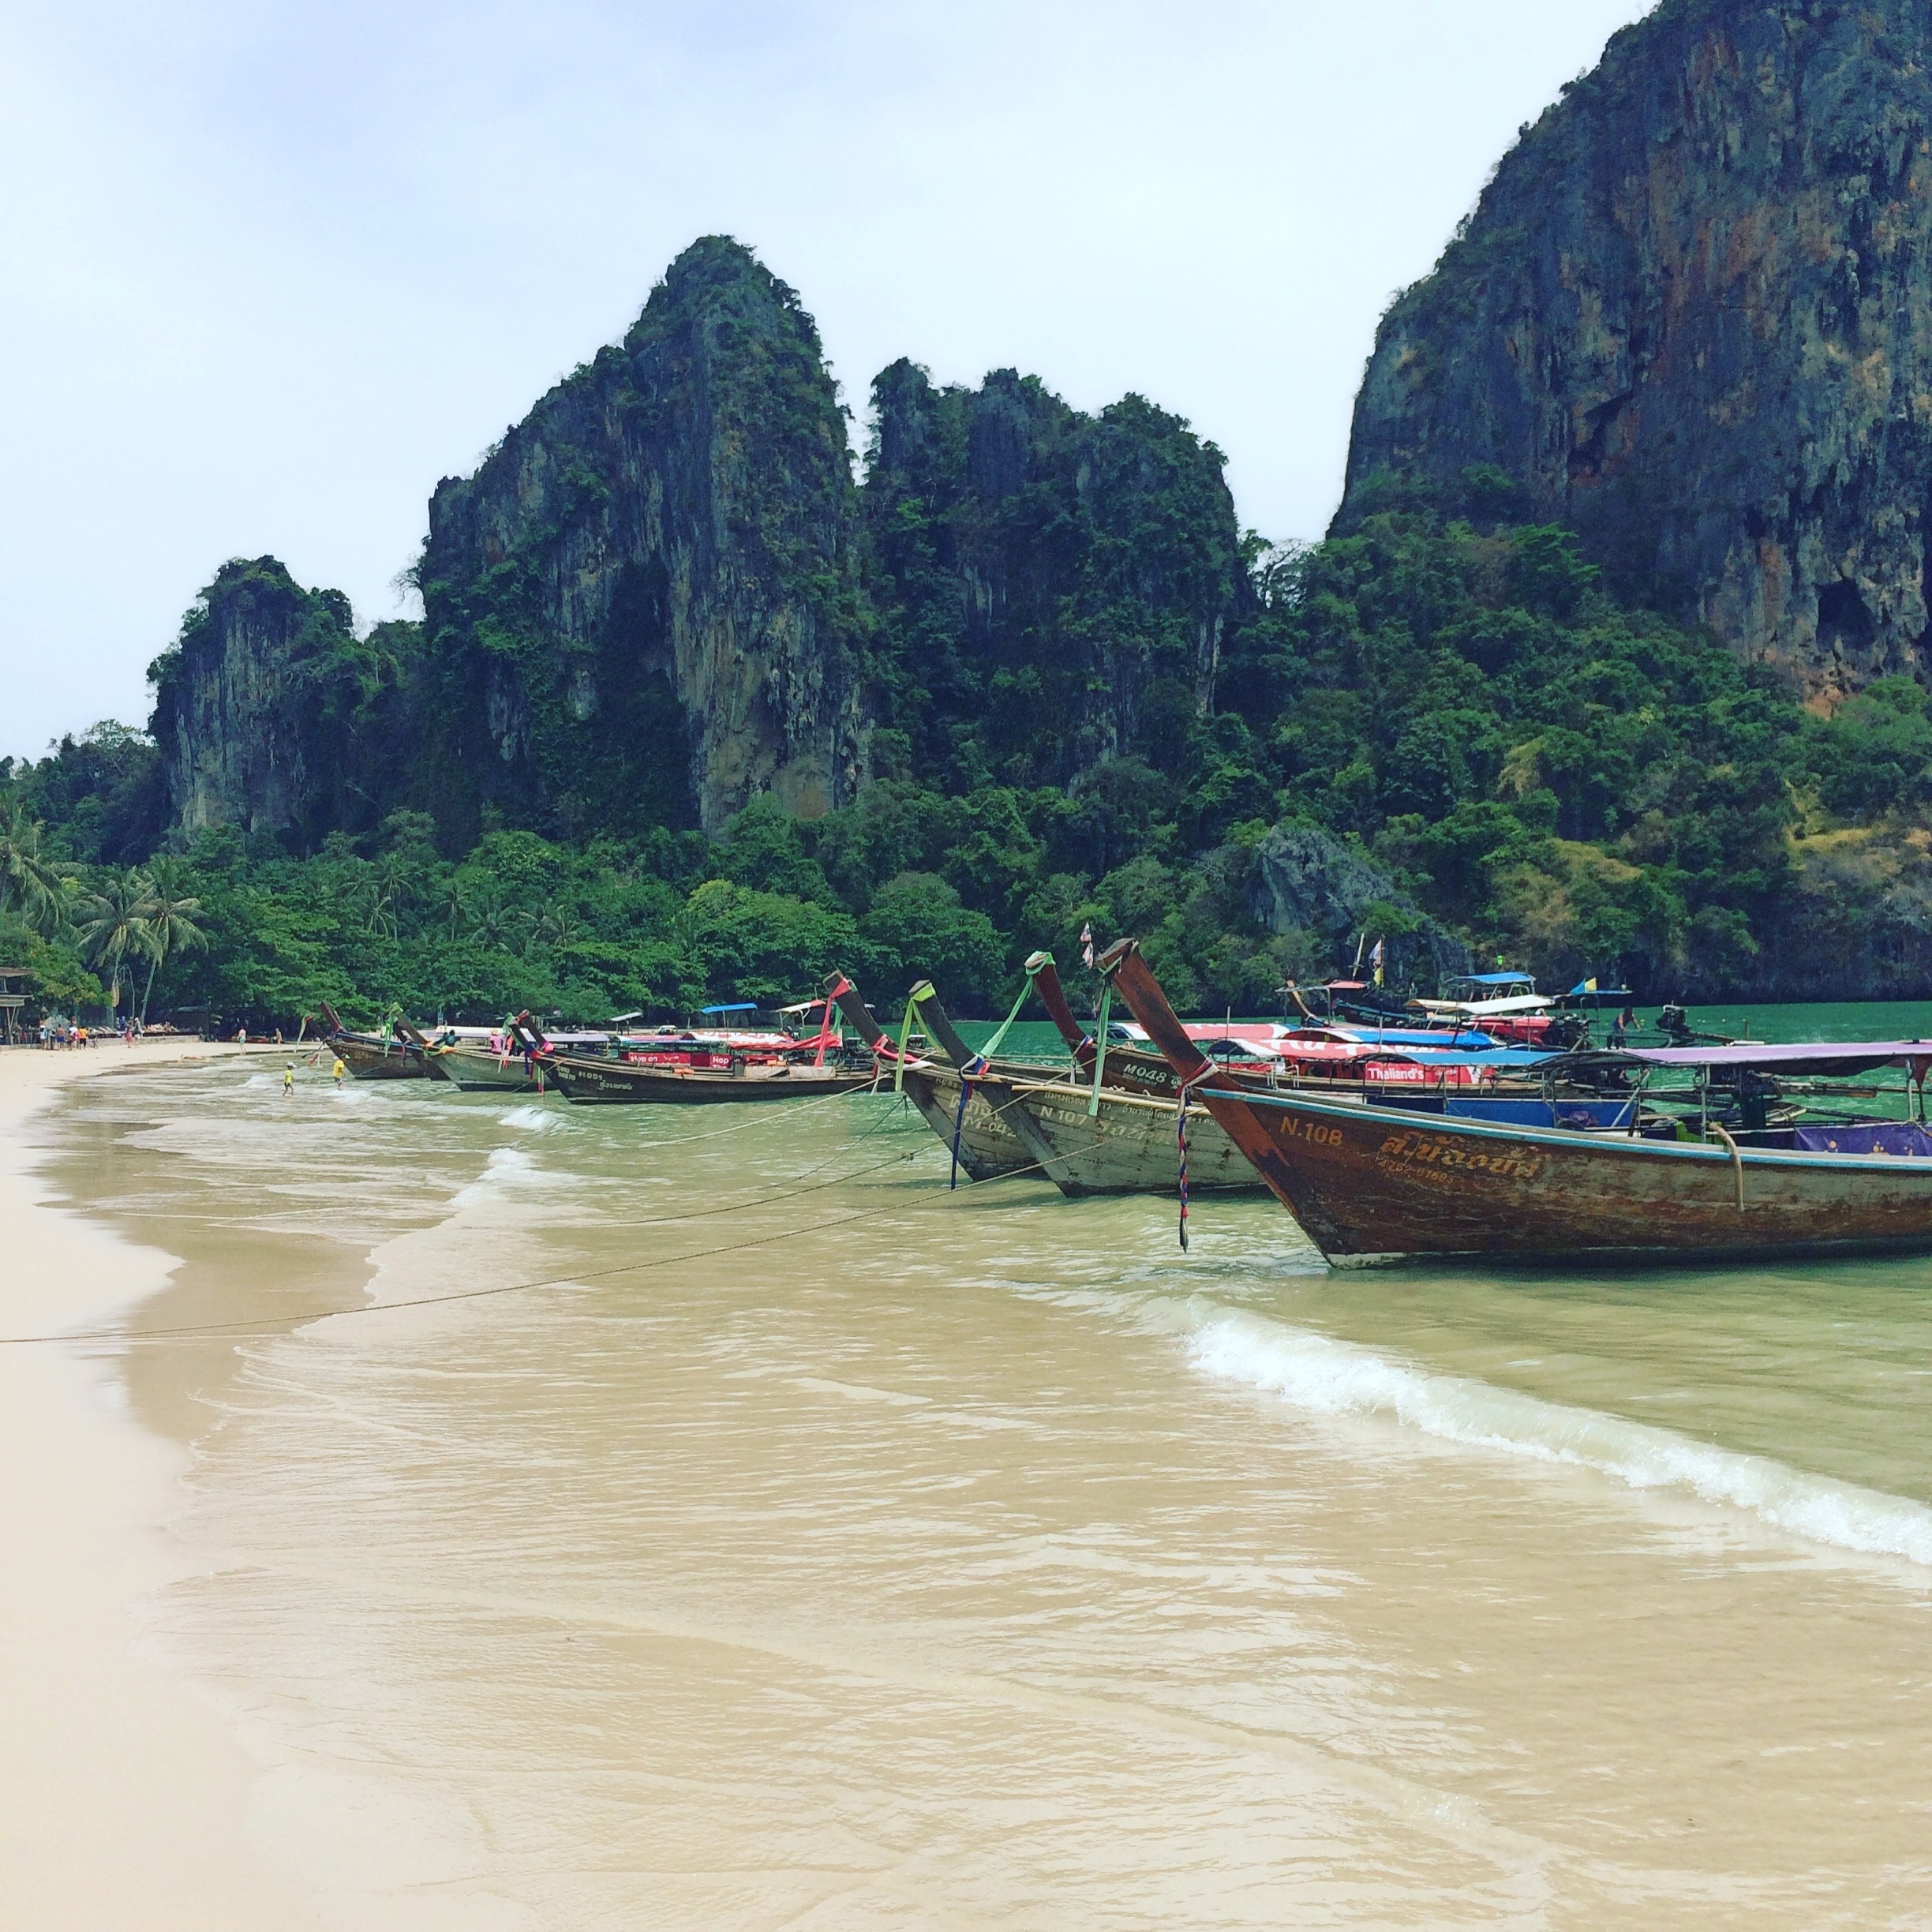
[1080,922,1095,969]
[1369,938,1385,987]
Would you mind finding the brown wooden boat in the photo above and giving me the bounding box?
[319,1002,438,1080]
[538,1052,882,1104]
[504,1013,880,1105]
[1099,937,1932,1267]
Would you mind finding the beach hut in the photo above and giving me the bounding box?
[0,967,29,1045]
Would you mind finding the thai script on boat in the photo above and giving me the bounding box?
[1377,1129,1545,1182]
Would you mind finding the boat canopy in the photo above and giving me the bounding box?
[1458,972,1538,987]
[1372,1048,1562,1070]
[700,1002,760,1014]
[1607,1041,1932,1075]
[1413,993,1552,1017]
[1298,1024,1503,1050]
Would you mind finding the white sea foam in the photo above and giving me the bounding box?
[1183,1307,1932,1568]
[499,1104,562,1133]
[451,1144,541,1208]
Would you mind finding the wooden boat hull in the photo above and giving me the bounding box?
[1003,1079,1264,1196]
[1103,942,1932,1266]
[1181,1080,1932,1266]
[544,1054,881,1104]
[900,1062,1263,1196]
[431,1046,541,1092]
[898,1065,1035,1178]
[335,1035,436,1080]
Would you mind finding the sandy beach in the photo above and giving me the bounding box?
[0,1043,313,1930]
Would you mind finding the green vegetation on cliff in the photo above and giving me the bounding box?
[9,488,1931,1022]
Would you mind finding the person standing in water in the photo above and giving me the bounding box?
[332,1055,346,1087]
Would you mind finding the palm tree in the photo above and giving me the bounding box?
[517,900,578,957]
[368,848,416,942]
[0,799,66,935]
[137,859,208,1023]
[74,870,155,1019]
[467,889,520,952]
[437,877,470,944]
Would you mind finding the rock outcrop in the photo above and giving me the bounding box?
[151,557,422,850]
[1341,0,1932,703]
[152,558,352,843]
[863,361,1246,784]
[1250,824,1472,990]
[418,236,869,841]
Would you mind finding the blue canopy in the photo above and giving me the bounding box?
[1369,1048,1560,1069]
[1456,972,1536,987]
[700,1002,760,1014]
[1329,1026,1499,1050]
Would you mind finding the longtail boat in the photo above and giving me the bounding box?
[511,1002,881,1105]
[841,961,1446,1199]
[319,1002,438,1080]
[426,1039,545,1092]
[830,958,1242,1189]
[1101,937,1932,1267]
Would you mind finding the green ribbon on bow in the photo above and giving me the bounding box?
[1087,982,1114,1117]
[892,982,933,1093]
[974,953,1050,1066]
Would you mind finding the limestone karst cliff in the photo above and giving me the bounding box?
[150,556,419,847]
[863,361,1247,786]
[417,235,869,841]
[1342,0,1932,702]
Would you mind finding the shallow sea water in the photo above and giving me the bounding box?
[31,1029,1932,1928]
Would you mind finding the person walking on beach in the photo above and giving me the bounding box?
[283,1064,295,1097]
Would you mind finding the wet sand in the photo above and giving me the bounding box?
[0,1043,311,1930]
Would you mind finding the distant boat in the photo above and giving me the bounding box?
[1102,938,1932,1268]
[318,1002,437,1080]
[426,1041,543,1091]
[509,1002,881,1104]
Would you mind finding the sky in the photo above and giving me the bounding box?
[0,0,1657,762]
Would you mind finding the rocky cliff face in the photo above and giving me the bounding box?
[151,557,421,850]
[152,557,349,843]
[419,236,869,841]
[1342,0,1932,703]
[863,361,1246,785]
[1250,825,1472,990]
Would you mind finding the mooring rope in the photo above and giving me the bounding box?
[0,1140,1071,1349]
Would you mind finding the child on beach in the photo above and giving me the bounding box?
[283,1065,295,1097]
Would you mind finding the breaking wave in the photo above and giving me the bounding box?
[451,1144,541,1208]
[1184,1308,1932,1568]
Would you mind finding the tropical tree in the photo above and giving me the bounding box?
[137,858,208,1022]
[516,899,578,957]
[73,869,155,1017]
[0,798,67,935]
[437,876,470,943]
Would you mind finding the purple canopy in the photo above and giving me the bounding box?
[1793,1122,1932,1157]
[1619,1041,1932,1075]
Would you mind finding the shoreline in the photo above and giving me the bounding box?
[0,1043,313,1929]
